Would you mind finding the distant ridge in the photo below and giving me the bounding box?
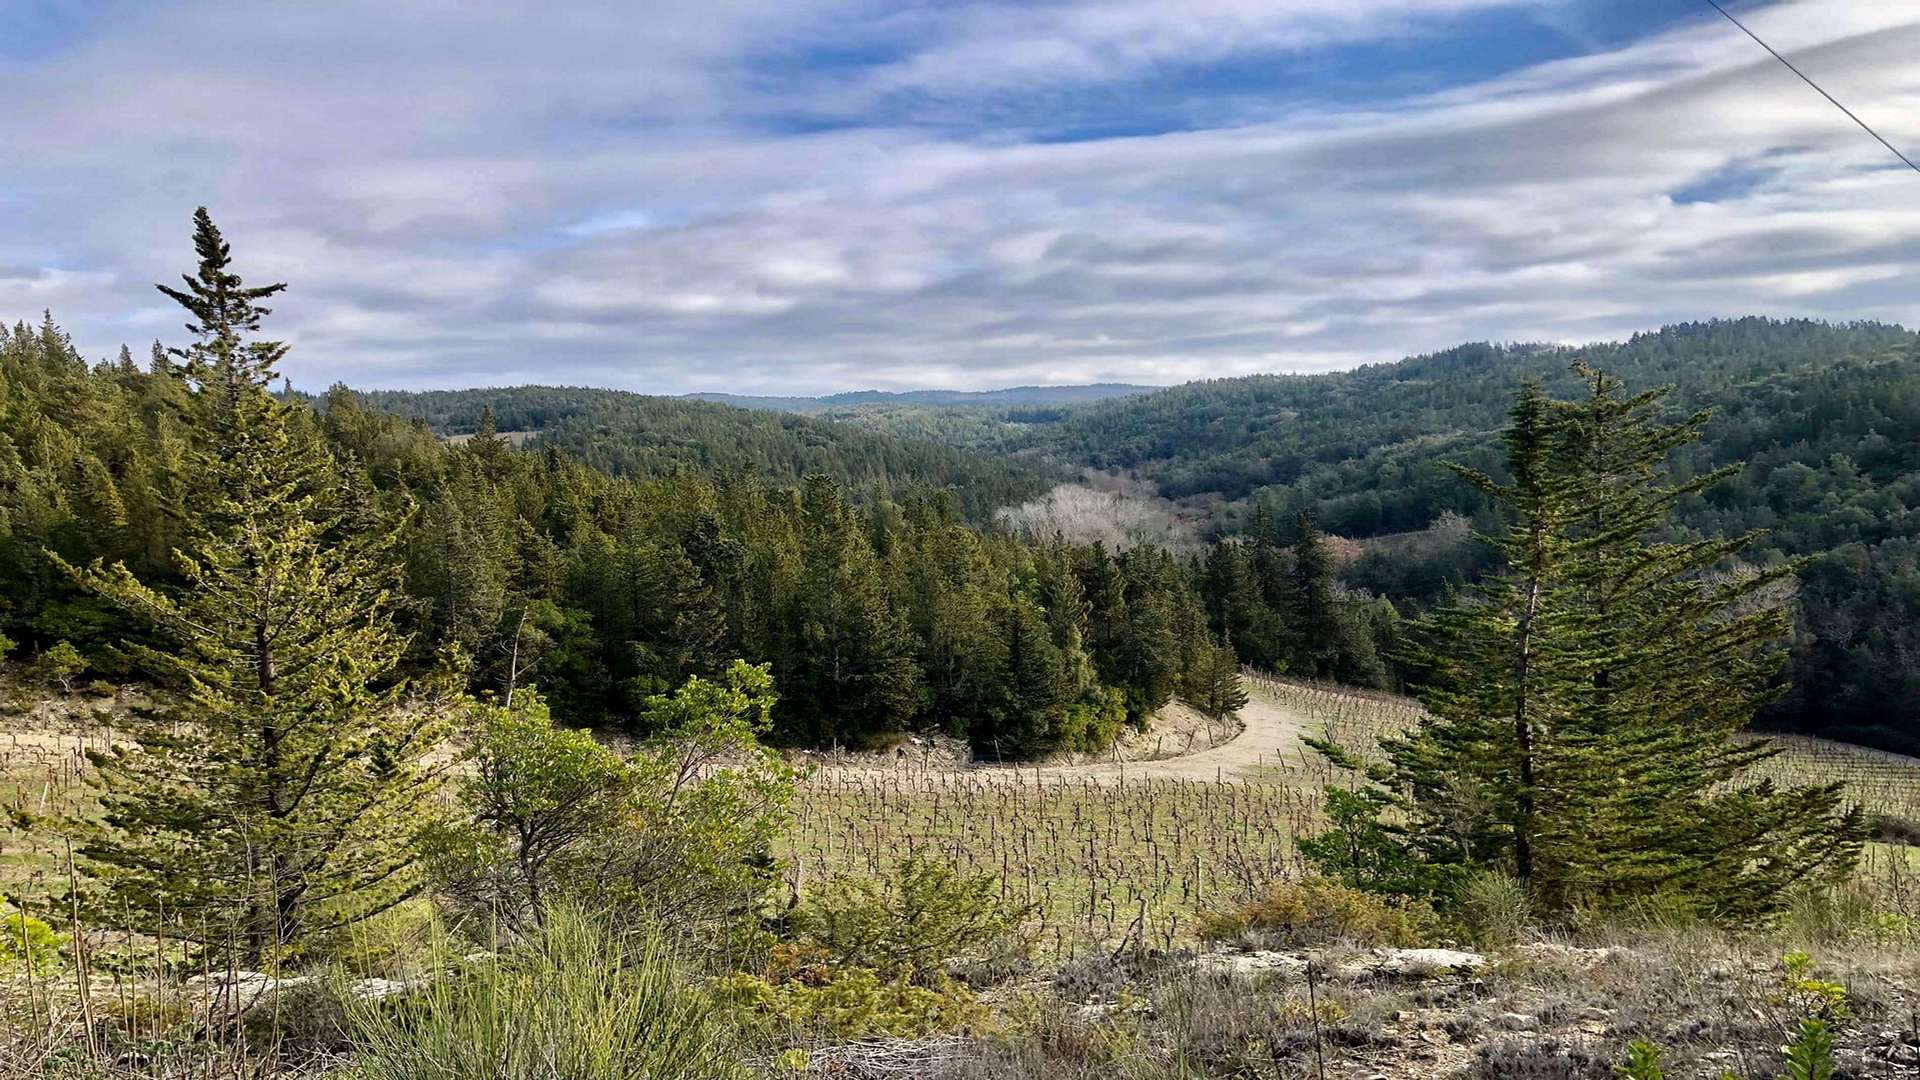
[686,383,1158,412]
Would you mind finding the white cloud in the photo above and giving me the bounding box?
[3,0,1919,393]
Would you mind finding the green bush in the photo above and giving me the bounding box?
[426,664,794,945]
[794,854,1030,984]
[31,640,86,694]
[344,905,741,1080]
[712,944,987,1042]
[0,899,67,975]
[1781,1018,1836,1080]
[1196,875,1430,946]
[1618,1039,1664,1080]
[1456,870,1531,946]
[1779,951,1851,1025]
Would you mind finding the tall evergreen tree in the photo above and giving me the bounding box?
[155,207,288,388]
[1310,372,1864,917]
[57,211,456,960]
[1287,512,1345,680]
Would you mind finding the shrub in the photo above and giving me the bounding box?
[795,854,1030,984]
[1778,951,1851,1025]
[1297,782,1466,901]
[0,899,67,976]
[1196,875,1429,946]
[1781,1018,1836,1080]
[31,640,86,694]
[1617,1039,1664,1080]
[711,947,988,1042]
[1868,813,1920,846]
[426,664,794,945]
[1457,870,1531,946]
[344,905,741,1080]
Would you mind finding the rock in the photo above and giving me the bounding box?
[185,971,317,1013]
[1340,948,1488,980]
[1510,942,1633,967]
[1194,950,1309,981]
[1496,1012,1539,1031]
[348,977,417,1001]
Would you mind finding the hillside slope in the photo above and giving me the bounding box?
[346,385,1055,518]
[688,383,1156,412]
[1035,318,1920,749]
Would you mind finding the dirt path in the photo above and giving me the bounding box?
[1026,681,1316,783]
[814,678,1319,785]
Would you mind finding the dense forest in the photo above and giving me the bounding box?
[8,220,1917,754]
[689,383,1155,412]
[0,223,1388,758]
[337,385,1053,520]
[1010,320,1920,750]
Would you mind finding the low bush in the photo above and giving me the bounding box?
[1456,869,1531,946]
[1195,875,1430,947]
[712,943,988,1042]
[0,899,67,975]
[794,854,1030,984]
[344,905,741,1080]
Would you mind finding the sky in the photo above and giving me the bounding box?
[3,0,1918,395]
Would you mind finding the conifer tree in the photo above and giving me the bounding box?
[1311,371,1864,917]
[1287,513,1346,679]
[782,475,921,745]
[57,210,455,960]
[1190,634,1248,720]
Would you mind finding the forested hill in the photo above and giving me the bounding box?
[341,385,1054,518]
[1041,318,1916,509]
[688,383,1157,412]
[1037,318,1920,750]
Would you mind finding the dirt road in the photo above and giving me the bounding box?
[812,678,1320,785]
[1023,682,1317,783]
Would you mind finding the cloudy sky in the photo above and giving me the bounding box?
[4,1,1918,394]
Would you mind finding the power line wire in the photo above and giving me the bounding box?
[1703,0,1920,176]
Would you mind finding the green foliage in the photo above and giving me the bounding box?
[711,947,988,1042]
[1297,782,1464,901]
[344,905,743,1080]
[1309,370,1865,919]
[425,689,630,932]
[1195,875,1429,947]
[1617,1039,1664,1080]
[430,663,794,943]
[0,631,14,661]
[0,897,67,975]
[30,639,85,693]
[793,854,1029,984]
[1455,870,1531,947]
[1779,952,1852,1025]
[1779,1018,1836,1080]
[1186,637,1247,720]
[57,210,458,963]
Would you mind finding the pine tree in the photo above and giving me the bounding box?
[981,594,1067,758]
[782,475,921,745]
[57,211,456,960]
[1287,513,1346,679]
[1190,634,1248,720]
[155,208,288,388]
[1309,373,1864,916]
[1539,364,1864,914]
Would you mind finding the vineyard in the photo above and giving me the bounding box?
[785,673,1920,951]
[8,677,1920,953]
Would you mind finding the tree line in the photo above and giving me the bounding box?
[0,211,1390,760]
[991,320,1920,752]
